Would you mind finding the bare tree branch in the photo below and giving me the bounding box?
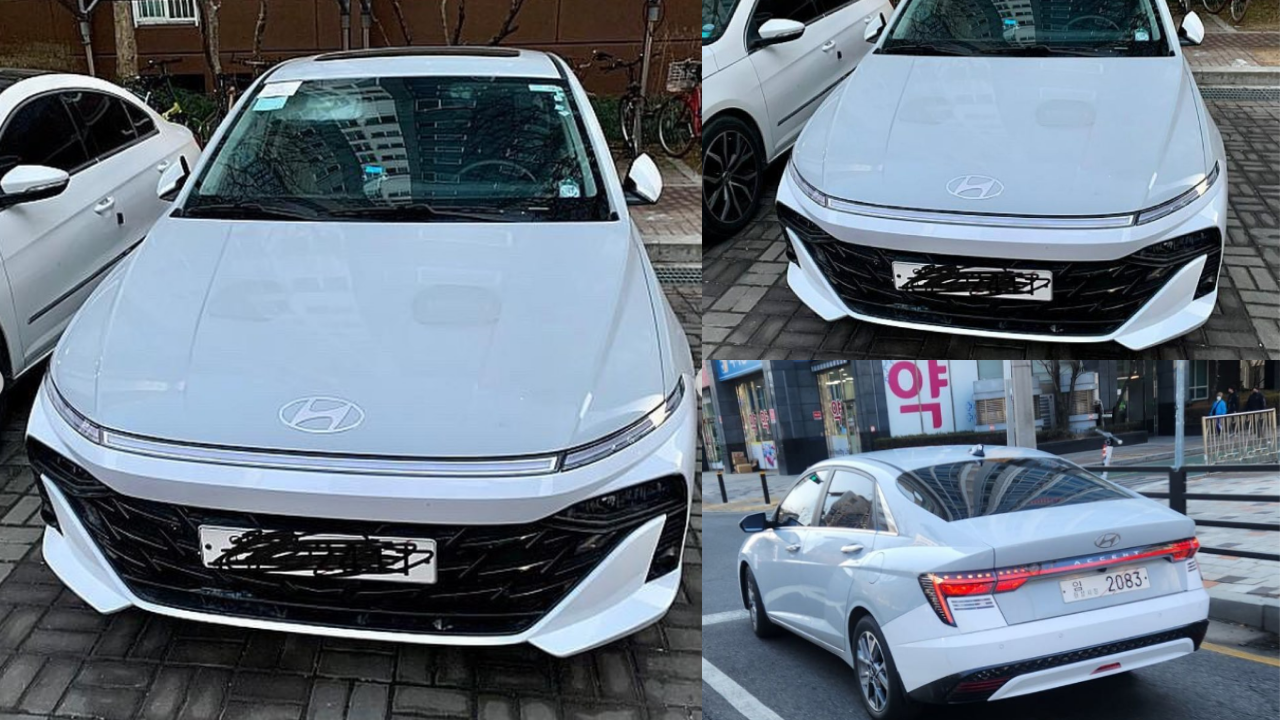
[386,0,411,44]
[253,0,268,61]
[487,0,527,45]
[452,0,467,45]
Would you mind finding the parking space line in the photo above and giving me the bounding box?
[703,609,749,626]
[703,658,788,720]
[1203,642,1280,667]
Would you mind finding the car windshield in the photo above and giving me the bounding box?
[184,76,610,222]
[703,0,739,43]
[896,457,1130,522]
[881,0,1171,57]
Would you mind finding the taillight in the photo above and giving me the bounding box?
[919,537,1201,626]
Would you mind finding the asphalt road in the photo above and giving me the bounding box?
[701,512,1280,720]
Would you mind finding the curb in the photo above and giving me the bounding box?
[1193,66,1280,87]
[1209,589,1280,633]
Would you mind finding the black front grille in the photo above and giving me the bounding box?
[909,620,1209,703]
[30,440,688,637]
[780,204,1222,337]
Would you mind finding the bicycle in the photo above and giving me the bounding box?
[657,59,701,158]
[1202,0,1227,15]
[131,57,187,123]
[588,50,649,155]
[1229,0,1249,23]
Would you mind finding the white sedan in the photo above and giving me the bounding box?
[738,446,1208,718]
[27,47,695,657]
[779,0,1226,350]
[0,70,197,392]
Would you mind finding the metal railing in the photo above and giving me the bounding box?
[1084,463,1280,562]
[1201,408,1277,464]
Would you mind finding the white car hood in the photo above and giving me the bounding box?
[52,217,666,457]
[793,55,1207,216]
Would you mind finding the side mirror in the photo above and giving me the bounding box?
[740,512,772,534]
[157,155,191,202]
[865,13,887,44]
[0,165,70,208]
[1179,12,1205,46]
[755,18,806,48]
[623,153,663,205]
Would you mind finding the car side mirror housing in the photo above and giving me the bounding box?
[865,13,887,44]
[623,153,663,205]
[157,155,191,202]
[740,511,772,533]
[755,18,806,48]
[1179,12,1205,46]
[0,165,70,208]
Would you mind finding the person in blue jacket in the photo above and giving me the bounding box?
[1210,392,1228,433]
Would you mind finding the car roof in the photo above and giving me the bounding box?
[0,68,55,94]
[814,445,1058,475]
[266,47,563,84]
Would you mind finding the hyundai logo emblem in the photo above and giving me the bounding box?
[1095,533,1122,549]
[947,174,1004,200]
[279,397,365,434]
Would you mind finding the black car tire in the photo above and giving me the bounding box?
[703,115,765,240]
[852,615,921,720]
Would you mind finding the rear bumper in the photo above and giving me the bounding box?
[885,588,1210,701]
[907,619,1209,703]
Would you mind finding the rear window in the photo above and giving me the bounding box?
[896,458,1129,522]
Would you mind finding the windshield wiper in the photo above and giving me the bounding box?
[878,42,976,57]
[179,200,321,221]
[983,44,1103,57]
[327,203,518,223]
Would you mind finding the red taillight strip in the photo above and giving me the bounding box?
[919,538,1200,626]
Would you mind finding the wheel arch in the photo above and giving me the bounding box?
[704,108,767,160]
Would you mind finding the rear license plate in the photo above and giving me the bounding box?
[1060,567,1149,603]
[198,526,437,584]
[891,262,1053,301]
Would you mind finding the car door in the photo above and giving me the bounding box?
[745,0,842,156]
[0,91,114,369]
[752,470,828,629]
[820,0,890,71]
[108,97,193,254]
[799,468,882,650]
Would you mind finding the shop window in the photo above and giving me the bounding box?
[133,0,199,25]
[1189,361,1208,401]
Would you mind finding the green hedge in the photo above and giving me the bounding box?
[873,426,1088,451]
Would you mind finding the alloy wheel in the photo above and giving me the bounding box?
[703,129,758,226]
[748,582,759,629]
[856,630,890,713]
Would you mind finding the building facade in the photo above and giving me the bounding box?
[701,360,1278,473]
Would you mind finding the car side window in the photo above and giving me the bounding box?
[0,93,91,178]
[64,91,140,160]
[812,0,853,16]
[123,100,157,138]
[752,0,823,27]
[775,471,827,527]
[821,470,876,530]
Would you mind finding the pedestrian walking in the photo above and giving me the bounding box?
[1226,387,1239,414]
[1245,385,1267,412]
[1210,392,1228,434]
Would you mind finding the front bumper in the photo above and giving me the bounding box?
[778,171,1227,350]
[884,588,1210,702]
[26,377,697,657]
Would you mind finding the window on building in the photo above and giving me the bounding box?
[133,0,198,26]
[1190,361,1208,401]
[976,397,1005,425]
[977,360,1004,380]
[1070,389,1093,416]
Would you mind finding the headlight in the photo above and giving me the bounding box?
[789,159,830,209]
[43,371,102,444]
[1136,162,1219,225]
[562,378,685,471]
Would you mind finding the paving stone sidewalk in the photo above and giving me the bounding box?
[621,155,700,265]
[703,97,1280,361]
[0,311,704,720]
[1188,30,1280,69]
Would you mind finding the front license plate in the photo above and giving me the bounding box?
[891,262,1053,301]
[198,526,437,584]
[1060,567,1149,603]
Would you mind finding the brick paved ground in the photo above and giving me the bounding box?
[703,97,1280,361]
[619,156,701,265]
[1187,30,1280,67]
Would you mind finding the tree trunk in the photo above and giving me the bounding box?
[253,0,268,61]
[112,1,138,80]
[199,0,223,83]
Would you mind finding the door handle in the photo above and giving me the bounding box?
[93,197,116,215]
[785,544,801,553]
[865,16,874,23]
[841,544,865,554]
[155,160,171,173]
[821,40,836,52]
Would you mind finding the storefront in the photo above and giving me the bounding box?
[731,374,779,471]
[815,363,860,457]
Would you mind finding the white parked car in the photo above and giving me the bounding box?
[779,0,1225,350]
[738,446,1209,719]
[0,70,198,392]
[26,48,695,657]
[702,0,892,238]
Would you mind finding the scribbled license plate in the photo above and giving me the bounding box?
[198,526,437,584]
[891,262,1053,301]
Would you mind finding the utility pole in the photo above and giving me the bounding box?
[1174,360,1187,469]
[1006,360,1037,448]
[635,0,661,154]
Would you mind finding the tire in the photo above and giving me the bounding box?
[743,567,780,639]
[703,115,765,240]
[1230,0,1248,22]
[658,98,695,157]
[1202,0,1226,13]
[619,95,640,155]
[851,616,920,720]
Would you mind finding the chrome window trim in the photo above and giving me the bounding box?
[98,429,561,477]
